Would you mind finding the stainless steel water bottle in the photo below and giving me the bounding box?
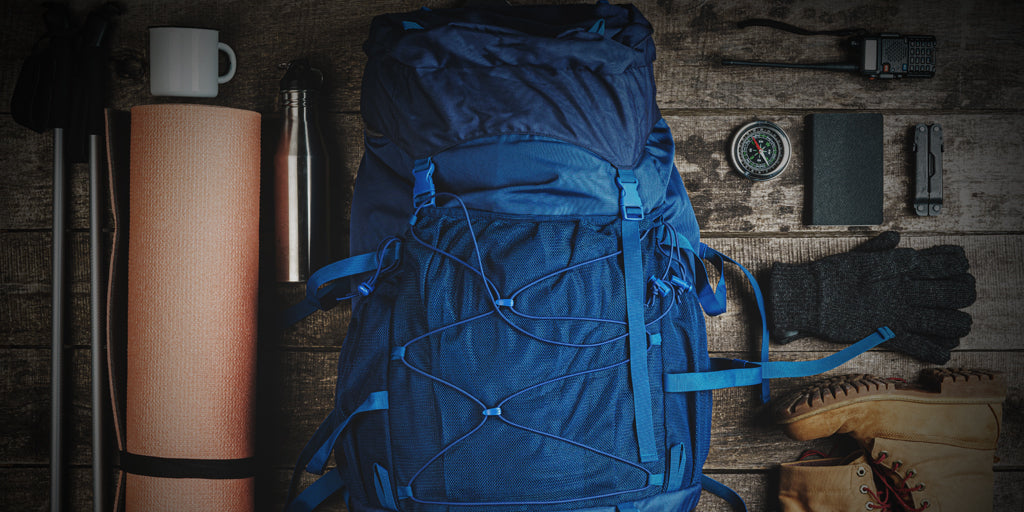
[274,59,327,282]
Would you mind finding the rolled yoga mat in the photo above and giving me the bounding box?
[126,104,261,511]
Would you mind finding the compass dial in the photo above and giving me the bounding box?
[730,121,792,181]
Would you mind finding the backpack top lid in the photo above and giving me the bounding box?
[361,2,658,169]
[352,2,702,255]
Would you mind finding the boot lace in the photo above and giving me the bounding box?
[871,451,930,511]
[863,485,895,511]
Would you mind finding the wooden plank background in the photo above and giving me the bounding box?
[1,0,1022,510]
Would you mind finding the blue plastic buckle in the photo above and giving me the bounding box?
[412,158,436,208]
[615,169,644,221]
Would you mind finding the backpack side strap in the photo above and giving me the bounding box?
[285,392,390,512]
[663,327,894,393]
[281,242,402,328]
[701,475,748,512]
[696,244,772,402]
[286,468,345,512]
[656,232,773,401]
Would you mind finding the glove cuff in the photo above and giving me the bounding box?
[768,262,822,340]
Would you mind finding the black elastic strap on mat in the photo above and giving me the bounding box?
[120,451,256,480]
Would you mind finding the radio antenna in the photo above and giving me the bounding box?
[721,59,860,72]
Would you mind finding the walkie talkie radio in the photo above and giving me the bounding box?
[851,34,936,79]
[721,19,936,80]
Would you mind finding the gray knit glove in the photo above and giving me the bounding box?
[767,231,976,364]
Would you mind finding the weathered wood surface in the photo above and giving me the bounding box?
[2,0,1023,510]
[672,114,1024,234]
[5,347,1020,470]
[5,232,1021,352]
[1,466,1019,512]
[5,112,1024,233]
[3,1,1023,114]
[700,235,1024,353]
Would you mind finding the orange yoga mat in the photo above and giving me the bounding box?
[126,104,261,511]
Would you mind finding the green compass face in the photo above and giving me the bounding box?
[730,121,791,181]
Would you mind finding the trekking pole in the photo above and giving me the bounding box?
[80,4,121,512]
[48,5,76,510]
[10,5,79,508]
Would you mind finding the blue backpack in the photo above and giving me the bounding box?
[284,3,892,511]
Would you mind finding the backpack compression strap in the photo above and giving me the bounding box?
[656,232,773,401]
[280,241,402,327]
[662,327,894,392]
[656,234,894,402]
[701,475,748,512]
[285,392,390,512]
[616,168,659,464]
[697,244,773,401]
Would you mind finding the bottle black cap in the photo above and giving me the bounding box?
[280,59,324,91]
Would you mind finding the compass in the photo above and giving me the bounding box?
[729,120,792,181]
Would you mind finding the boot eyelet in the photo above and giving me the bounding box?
[865,503,876,510]
[906,469,917,478]
[917,483,926,491]
[921,499,931,508]
[860,484,870,494]
[857,467,867,477]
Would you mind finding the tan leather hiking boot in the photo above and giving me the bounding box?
[774,368,1006,512]
[779,451,895,512]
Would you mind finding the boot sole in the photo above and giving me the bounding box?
[774,368,1006,425]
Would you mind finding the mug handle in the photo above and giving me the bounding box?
[218,42,237,84]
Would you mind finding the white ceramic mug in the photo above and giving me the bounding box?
[149,27,236,98]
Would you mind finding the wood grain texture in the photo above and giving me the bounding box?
[700,235,1024,353]
[5,112,1024,233]
[670,114,1024,234]
[0,112,365,231]
[6,232,1020,352]
[696,471,1024,512]
[5,348,1020,472]
[0,349,93,466]
[649,0,1024,111]
[2,0,1023,509]
[4,1,1022,114]
[1,232,97,348]
[0,466,1017,512]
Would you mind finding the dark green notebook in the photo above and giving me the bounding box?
[805,113,884,225]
